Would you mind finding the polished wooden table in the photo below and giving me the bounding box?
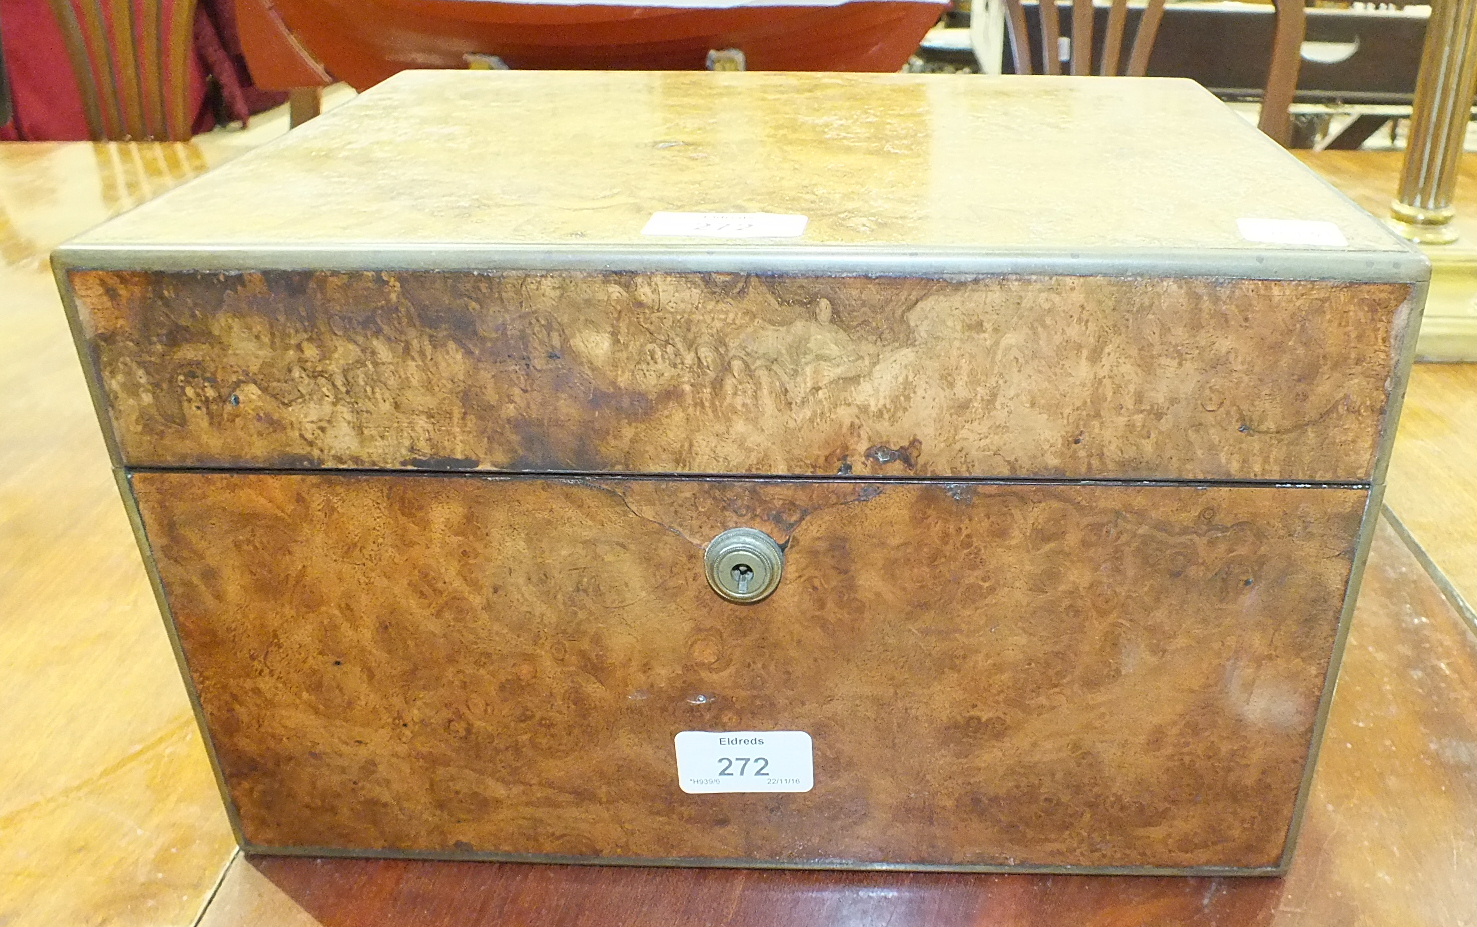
[3,133,1477,927]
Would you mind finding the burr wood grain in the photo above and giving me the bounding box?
[132,471,1365,870]
[70,270,1414,481]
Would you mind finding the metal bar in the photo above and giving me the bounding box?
[52,242,1429,284]
[243,840,1288,877]
[1391,0,1477,243]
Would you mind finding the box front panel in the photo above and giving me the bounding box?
[73,271,1415,481]
[130,471,1365,870]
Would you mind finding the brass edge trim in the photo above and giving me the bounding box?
[49,243,1428,284]
[1300,280,1438,877]
[1282,278,1437,869]
[239,843,1285,877]
[1383,504,1477,637]
[116,468,251,848]
[1370,279,1430,489]
[51,257,127,470]
[1275,482,1381,870]
[124,465,1374,490]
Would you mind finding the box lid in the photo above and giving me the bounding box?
[60,70,1421,279]
[58,72,1425,483]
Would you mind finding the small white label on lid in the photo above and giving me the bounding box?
[642,212,808,238]
[1237,217,1348,247]
[674,731,814,793]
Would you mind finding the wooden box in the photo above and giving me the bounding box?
[55,71,1426,875]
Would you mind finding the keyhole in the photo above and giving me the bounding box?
[704,528,783,604]
[731,563,754,594]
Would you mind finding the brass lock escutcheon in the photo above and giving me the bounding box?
[704,528,784,604]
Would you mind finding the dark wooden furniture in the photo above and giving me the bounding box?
[55,71,1426,874]
[1149,2,1428,106]
[1000,0,1307,145]
[1001,0,1167,76]
[1259,0,1306,146]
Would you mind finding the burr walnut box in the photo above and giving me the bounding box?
[55,71,1426,875]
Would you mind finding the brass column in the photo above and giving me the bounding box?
[1391,0,1477,244]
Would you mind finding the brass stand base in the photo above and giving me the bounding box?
[1417,246,1477,360]
[1389,200,1461,245]
[1388,216,1462,245]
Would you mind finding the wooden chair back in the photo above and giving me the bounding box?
[1000,0,1306,146]
[1001,0,1166,77]
[1257,0,1305,147]
[48,0,199,141]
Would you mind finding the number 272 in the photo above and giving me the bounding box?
[717,757,769,776]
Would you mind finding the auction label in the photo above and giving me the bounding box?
[1236,217,1347,247]
[674,731,814,794]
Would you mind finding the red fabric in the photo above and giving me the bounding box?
[0,0,94,139]
[198,0,287,120]
[0,0,283,140]
[195,0,250,123]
